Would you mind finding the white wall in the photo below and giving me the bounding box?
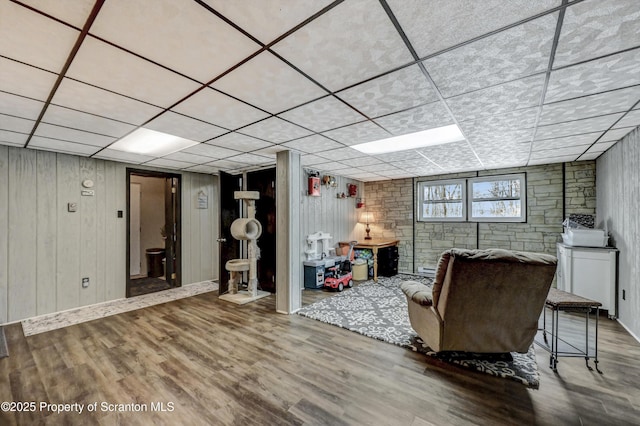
[597,126,640,340]
[0,146,218,323]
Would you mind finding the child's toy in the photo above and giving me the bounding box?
[324,240,357,292]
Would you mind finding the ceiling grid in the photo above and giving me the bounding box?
[0,0,638,180]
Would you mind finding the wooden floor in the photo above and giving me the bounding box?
[1,287,639,425]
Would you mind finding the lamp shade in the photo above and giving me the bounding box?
[359,211,374,224]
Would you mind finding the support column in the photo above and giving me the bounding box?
[276,150,301,314]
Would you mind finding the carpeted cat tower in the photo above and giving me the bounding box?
[220,191,270,305]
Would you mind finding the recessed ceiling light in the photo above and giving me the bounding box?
[110,128,199,156]
[351,124,465,154]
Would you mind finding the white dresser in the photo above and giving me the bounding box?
[556,242,618,318]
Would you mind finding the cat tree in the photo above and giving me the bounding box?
[219,191,270,305]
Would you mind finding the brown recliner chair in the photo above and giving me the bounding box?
[401,248,557,354]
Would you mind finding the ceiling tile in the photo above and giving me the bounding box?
[29,136,98,156]
[201,0,335,45]
[423,13,557,97]
[33,123,115,147]
[211,51,326,114]
[534,113,624,140]
[144,111,227,142]
[205,158,247,170]
[0,131,28,147]
[554,0,640,67]
[417,141,483,172]
[184,164,220,174]
[377,169,415,179]
[530,145,590,160]
[272,0,414,91]
[585,140,618,154]
[600,127,634,143]
[0,57,58,101]
[207,132,274,152]
[237,117,312,144]
[0,92,44,121]
[546,48,640,103]
[0,114,35,134]
[90,0,260,83]
[51,78,163,125]
[252,145,287,158]
[579,151,603,161]
[172,87,269,130]
[322,121,391,146]
[0,1,80,72]
[373,150,420,162]
[278,96,365,132]
[460,108,538,145]
[282,135,344,154]
[470,140,531,168]
[344,157,382,167]
[613,109,640,130]
[357,162,399,173]
[21,0,96,28]
[301,154,335,166]
[66,36,201,107]
[160,152,214,165]
[145,158,194,169]
[230,153,274,165]
[317,147,373,161]
[447,74,545,122]
[313,161,352,172]
[336,65,439,118]
[41,105,136,138]
[92,148,153,164]
[387,0,560,58]
[182,143,241,160]
[540,85,640,126]
[531,132,602,151]
[374,102,453,136]
[528,154,578,165]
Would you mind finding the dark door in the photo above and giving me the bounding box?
[247,168,276,293]
[165,176,180,287]
[218,171,241,296]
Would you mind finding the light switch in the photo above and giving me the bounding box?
[68,202,78,212]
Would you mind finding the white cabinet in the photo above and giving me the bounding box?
[556,243,618,318]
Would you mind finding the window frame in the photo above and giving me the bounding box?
[467,173,527,223]
[417,179,467,222]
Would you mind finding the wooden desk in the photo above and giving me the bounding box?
[343,239,399,282]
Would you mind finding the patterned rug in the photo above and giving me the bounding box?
[298,274,540,388]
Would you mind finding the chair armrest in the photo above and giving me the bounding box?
[400,281,433,306]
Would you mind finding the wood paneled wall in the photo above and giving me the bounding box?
[597,127,640,339]
[0,146,218,323]
[299,171,363,289]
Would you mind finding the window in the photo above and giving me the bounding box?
[418,179,466,221]
[468,174,526,222]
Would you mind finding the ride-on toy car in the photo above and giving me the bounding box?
[324,241,357,292]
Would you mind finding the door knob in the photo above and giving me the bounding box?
[216,238,227,243]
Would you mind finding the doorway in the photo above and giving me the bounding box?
[127,169,181,297]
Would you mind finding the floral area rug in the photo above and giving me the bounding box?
[297,274,540,388]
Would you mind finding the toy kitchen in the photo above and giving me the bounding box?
[302,232,345,289]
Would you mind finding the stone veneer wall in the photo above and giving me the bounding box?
[364,161,596,273]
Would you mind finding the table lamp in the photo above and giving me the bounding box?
[359,211,374,240]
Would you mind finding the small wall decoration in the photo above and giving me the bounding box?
[347,183,357,197]
[197,190,208,209]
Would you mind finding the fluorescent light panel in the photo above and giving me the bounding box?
[352,124,465,154]
[110,128,199,156]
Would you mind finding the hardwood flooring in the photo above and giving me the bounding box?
[1,287,639,425]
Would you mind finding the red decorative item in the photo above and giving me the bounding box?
[347,183,357,197]
[308,176,320,196]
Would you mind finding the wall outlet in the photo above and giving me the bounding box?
[82,277,89,288]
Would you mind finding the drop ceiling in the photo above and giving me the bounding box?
[1,0,639,181]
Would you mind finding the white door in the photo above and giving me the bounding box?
[130,183,141,276]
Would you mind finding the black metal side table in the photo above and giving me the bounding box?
[537,288,603,373]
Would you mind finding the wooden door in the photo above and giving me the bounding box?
[164,176,181,288]
[247,168,276,293]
